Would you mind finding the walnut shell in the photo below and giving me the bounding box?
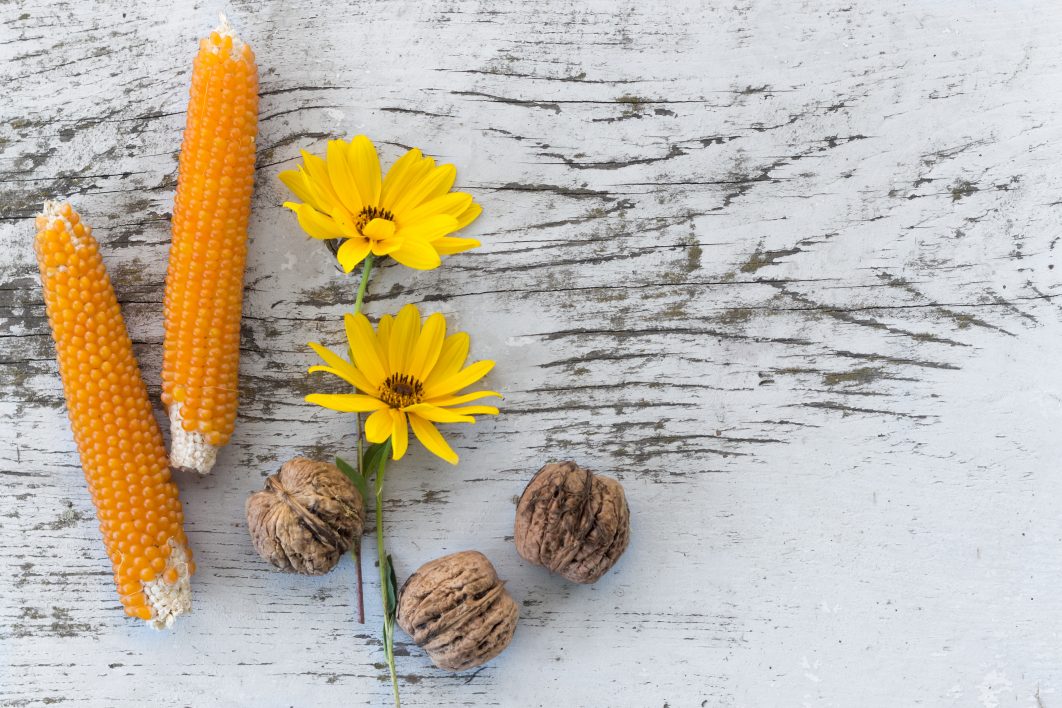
[245,457,364,575]
[514,461,630,583]
[397,551,519,671]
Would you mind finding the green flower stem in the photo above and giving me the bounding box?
[350,253,376,625]
[354,253,375,315]
[373,440,399,707]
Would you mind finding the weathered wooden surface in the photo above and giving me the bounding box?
[2,1,1061,705]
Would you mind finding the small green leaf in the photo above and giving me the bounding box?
[362,442,388,482]
[381,553,398,617]
[335,455,368,500]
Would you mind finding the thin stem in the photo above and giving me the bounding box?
[354,253,375,315]
[373,441,399,707]
[350,253,375,624]
[351,541,365,624]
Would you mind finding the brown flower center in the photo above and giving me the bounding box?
[379,373,424,409]
[355,205,395,236]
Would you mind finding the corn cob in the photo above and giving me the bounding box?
[34,202,194,629]
[162,16,258,475]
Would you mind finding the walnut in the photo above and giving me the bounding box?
[397,551,519,671]
[514,461,630,584]
[245,457,364,575]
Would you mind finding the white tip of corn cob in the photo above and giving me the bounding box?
[169,403,218,475]
[213,13,245,52]
[142,539,192,630]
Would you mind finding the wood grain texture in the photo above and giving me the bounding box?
[2,1,1061,706]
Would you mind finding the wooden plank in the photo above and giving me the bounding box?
[2,1,1061,705]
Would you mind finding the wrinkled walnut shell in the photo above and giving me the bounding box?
[245,457,364,575]
[397,551,519,671]
[514,461,630,583]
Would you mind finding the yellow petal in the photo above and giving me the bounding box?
[278,169,317,207]
[336,238,371,272]
[379,149,421,209]
[344,312,388,386]
[390,162,457,215]
[447,405,499,416]
[423,359,494,399]
[409,415,458,465]
[410,312,446,380]
[399,192,472,226]
[376,315,394,368]
[396,214,459,243]
[390,409,409,460]
[327,139,364,214]
[300,149,343,206]
[390,238,442,270]
[454,201,483,230]
[426,389,501,406]
[306,393,387,412]
[381,149,434,211]
[388,304,421,375]
[348,135,382,207]
[284,202,347,240]
[421,162,458,202]
[362,218,396,241]
[432,237,481,256]
[423,333,469,390]
[307,341,376,393]
[369,237,403,257]
[365,408,392,443]
[402,403,475,424]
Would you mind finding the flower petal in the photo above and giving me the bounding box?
[380,149,428,211]
[365,408,392,443]
[390,409,409,460]
[388,304,421,375]
[423,333,469,390]
[423,359,495,399]
[300,149,343,207]
[446,405,499,416]
[454,201,483,230]
[306,393,387,412]
[401,403,475,424]
[284,202,346,240]
[348,135,382,208]
[409,415,458,465]
[336,238,371,272]
[432,237,481,256]
[396,214,459,243]
[307,341,376,393]
[344,312,388,386]
[376,314,394,369]
[421,163,458,202]
[362,218,396,241]
[410,312,446,380]
[391,163,457,215]
[369,237,403,256]
[426,389,502,406]
[399,192,472,226]
[278,168,317,207]
[389,238,442,271]
[327,139,364,214]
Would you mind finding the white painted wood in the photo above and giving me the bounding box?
[2,1,1061,705]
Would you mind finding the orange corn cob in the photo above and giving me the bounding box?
[162,16,258,475]
[34,202,194,629]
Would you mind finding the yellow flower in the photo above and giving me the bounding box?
[305,304,500,464]
[279,135,482,272]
